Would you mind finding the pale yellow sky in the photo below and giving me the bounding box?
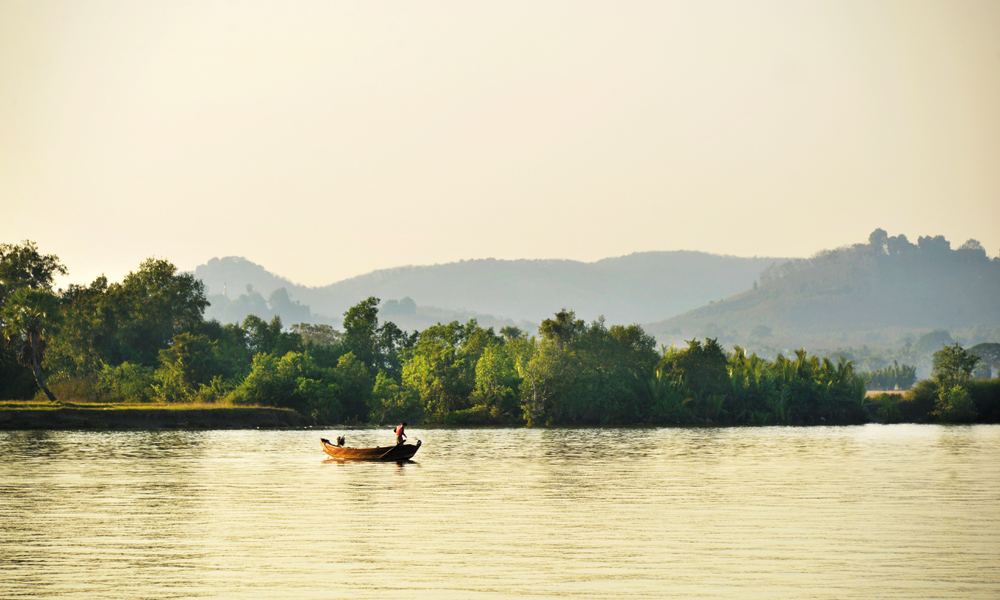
[2,0,998,289]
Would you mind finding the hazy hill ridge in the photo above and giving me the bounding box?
[645,230,1000,349]
[195,252,788,328]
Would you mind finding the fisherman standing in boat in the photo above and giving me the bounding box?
[395,422,407,445]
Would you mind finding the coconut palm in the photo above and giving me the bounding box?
[2,287,62,401]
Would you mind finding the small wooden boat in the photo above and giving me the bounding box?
[320,437,422,461]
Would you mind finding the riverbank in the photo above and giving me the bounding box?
[0,402,309,430]
[3,383,997,429]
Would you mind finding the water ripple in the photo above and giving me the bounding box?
[1,425,998,599]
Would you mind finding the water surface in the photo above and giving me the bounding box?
[2,425,998,599]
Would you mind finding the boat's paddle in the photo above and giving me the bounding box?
[376,439,418,460]
[377,444,400,459]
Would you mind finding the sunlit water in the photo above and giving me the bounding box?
[2,425,999,599]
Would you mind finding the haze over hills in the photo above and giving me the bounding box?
[195,252,789,330]
[195,229,1000,373]
[646,230,1000,356]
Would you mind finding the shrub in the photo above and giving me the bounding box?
[934,385,978,423]
[967,379,1000,423]
[901,379,937,422]
[874,393,903,424]
[96,362,156,403]
[439,405,497,425]
[192,376,237,404]
[42,376,100,403]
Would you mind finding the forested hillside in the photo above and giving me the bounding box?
[196,252,787,328]
[645,230,1000,357]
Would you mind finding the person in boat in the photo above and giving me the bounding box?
[394,422,407,445]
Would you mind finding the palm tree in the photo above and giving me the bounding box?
[2,287,62,401]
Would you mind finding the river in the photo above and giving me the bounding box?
[2,425,998,599]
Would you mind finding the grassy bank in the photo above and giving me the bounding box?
[0,401,309,430]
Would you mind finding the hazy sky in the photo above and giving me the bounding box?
[2,0,998,289]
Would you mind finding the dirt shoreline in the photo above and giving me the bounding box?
[0,407,310,430]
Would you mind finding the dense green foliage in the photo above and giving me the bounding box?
[47,258,209,373]
[926,343,980,422]
[3,240,998,426]
[2,287,63,401]
[724,347,869,425]
[0,241,68,400]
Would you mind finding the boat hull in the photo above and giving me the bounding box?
[320,438,421,461]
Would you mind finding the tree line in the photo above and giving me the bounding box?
[2,241,996,425]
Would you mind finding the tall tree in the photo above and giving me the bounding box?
[868,228,889,255]
[401,319,498,418]
[932,343,979,390]
[1,288,62,401]
[0,241,67,398]
[342,296,413,379]
[48,258,210,371]
[242,314,301,357]
[509,335,570,426]
[154,332,218,401]
[539,309,586,347]
[110,258,209,364]
[46,276,111,376]
[403,326,473,417]
[0,240,67,303]
[658,338,730,399]
[343,297,381,373]
[472,342,520,419]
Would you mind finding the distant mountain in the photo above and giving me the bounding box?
[196,257,315,326]
[195,233,1000,378]
[195,256,300,300]
[644,231,1000,354]
[194,252,789,329]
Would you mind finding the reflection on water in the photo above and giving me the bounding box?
[2,425,999,599]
